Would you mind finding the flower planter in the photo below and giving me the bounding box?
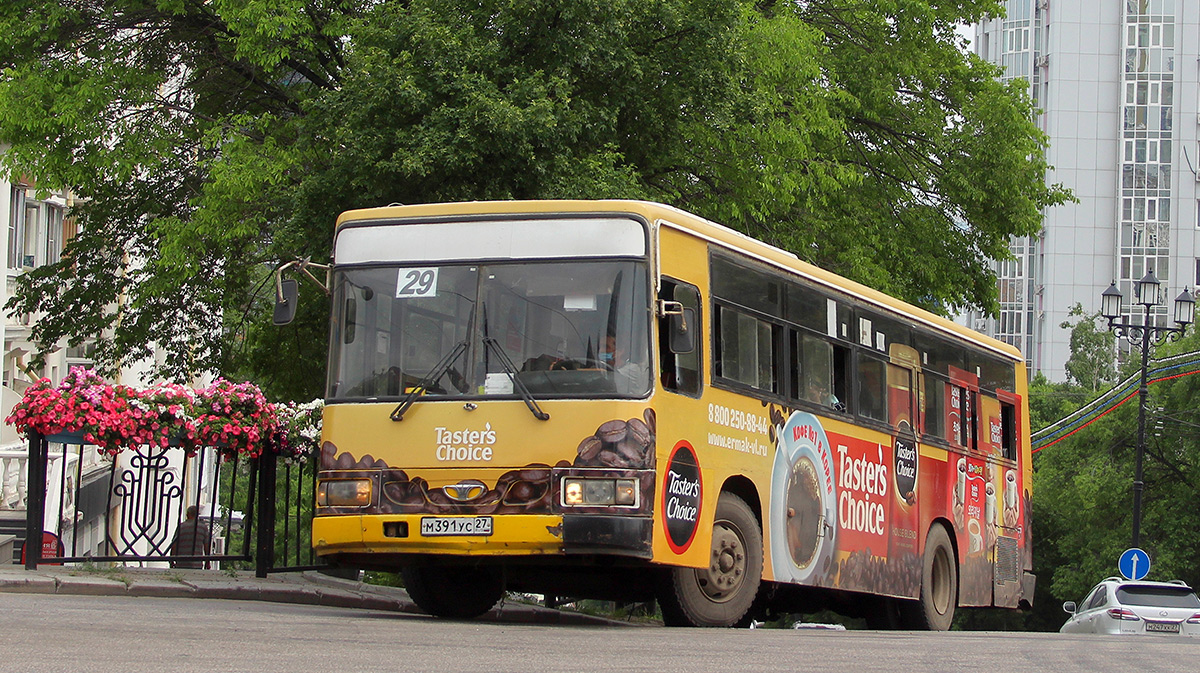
[43,430,87,445]
[6,370,321,460]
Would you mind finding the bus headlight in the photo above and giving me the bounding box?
[562,478,638,506]
[317,479,373,507]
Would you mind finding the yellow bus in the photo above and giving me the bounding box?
[307,200,1033,628]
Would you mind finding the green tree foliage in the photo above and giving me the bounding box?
[1060,304,1117,392]
[1,1,1068,396]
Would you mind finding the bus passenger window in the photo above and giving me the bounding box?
[923,375,946,440]
[952,386,977,450]
[716,305,779,394]
[1000,401,1017,460]
[856,356,887,422]
[831,344,850,411]
[796,332,839,409]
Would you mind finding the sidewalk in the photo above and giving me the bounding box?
[0,565,625,626]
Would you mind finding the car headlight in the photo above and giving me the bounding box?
[317,479,372,507]
[562,478,638,506]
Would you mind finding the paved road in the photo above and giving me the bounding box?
[4,592,1199,673]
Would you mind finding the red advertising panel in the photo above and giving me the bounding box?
[770,411,921,599]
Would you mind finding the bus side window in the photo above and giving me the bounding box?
[660,279,702,396]
[1000,400,1017,460]
[832,344,850,411]
[959,387,977,451]
[715,305,779,394]
[794,331,838,409]
[922,374,946,440]
[856,355,888,422]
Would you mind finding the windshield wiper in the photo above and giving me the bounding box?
[482,337,550,421]
[390,340,469,421]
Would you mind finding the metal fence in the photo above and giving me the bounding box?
[18,431,322,576]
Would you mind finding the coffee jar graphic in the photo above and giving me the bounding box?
[888,419,920,561]
[770,411,837,584]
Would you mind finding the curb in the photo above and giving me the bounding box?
[0,566,627,626]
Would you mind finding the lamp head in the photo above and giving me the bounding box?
[1101,282,1123,320]
[1174,288,1195,327]
[1135,270,1161,306]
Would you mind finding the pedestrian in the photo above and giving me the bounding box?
[170,505,212,568]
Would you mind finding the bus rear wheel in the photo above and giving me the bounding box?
[658,492,762,627]
[400,564,505,619]
[902,524,957,630]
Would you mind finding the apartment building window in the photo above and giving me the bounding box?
[1005,27,1030,52]
[7,190,65,270]
[7,186,26,269]
[45,203,63,265]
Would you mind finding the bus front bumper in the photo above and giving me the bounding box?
[312,513,652,558]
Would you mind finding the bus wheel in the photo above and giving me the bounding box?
[400,564,505,619]
[904,524,957,630]
[658,492,762,627]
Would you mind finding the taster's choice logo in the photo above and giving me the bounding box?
[434,423,496,461]
[893,420,917,506]
[663,440,702,554]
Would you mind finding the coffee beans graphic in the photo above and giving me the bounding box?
[572,413,656,470]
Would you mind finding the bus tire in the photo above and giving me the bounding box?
[657,492,762,627]
[903,524,957,630]
[400,564,505,619]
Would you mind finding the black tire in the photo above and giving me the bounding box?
[658,493,763,627]
[902,524,957,630]
[400,564,505,619]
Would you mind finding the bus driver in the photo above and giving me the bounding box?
[602,334,647,395]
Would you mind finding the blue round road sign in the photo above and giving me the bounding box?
[1119,547,1151,581]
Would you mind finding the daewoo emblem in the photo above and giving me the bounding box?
[443,480,487,502]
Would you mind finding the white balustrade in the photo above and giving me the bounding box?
[0,450,28,510]
[0,446,85,513]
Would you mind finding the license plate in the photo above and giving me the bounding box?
[420,516,493,536]
[1145,621,1180,633]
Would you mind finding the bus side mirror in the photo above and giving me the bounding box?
[1062,601,1076,614]
[273,278,299,326]
[670,307,695,354]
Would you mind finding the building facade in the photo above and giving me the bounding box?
[972,0,1199,381]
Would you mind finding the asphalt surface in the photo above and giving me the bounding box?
[0,564,623,626]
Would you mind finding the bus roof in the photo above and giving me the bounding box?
[335,200,1023,363]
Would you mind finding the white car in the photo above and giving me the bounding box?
[1061,577,1200,636]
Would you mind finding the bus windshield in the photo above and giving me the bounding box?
[327,259,651,401]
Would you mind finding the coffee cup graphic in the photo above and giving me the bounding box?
[1004,469,1018,509]
[771,411,838,585]
[968,518,982,553]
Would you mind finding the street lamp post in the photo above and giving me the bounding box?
[1100,271,1195,548]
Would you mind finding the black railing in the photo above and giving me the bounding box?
[20,430,322,576]
[269,455,322,571]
